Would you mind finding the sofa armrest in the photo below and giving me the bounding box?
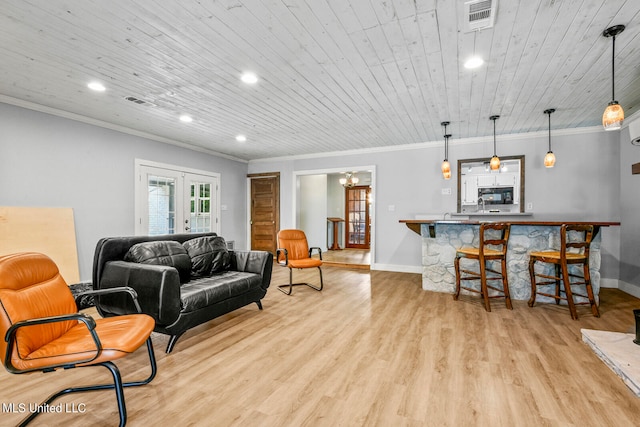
[231,250,273,290]
[96,260,182,326]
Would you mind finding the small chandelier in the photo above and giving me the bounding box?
[441,121,451,180]
[544,108,556,168]
[339,172,359,188]
[489,115,500,171]
[602,25,625,131]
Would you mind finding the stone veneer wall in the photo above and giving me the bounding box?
[421,223,602,304]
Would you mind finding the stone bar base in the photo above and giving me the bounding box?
[581,329,640,397]
[421,223,602,303]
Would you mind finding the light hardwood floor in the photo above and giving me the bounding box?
[320,248,370,269]
[2,266,639,426]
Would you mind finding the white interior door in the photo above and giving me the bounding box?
[135,161,220,235]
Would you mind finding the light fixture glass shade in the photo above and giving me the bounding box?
[490,155,500,171]
[340,173,359,187]
[441,160,451,179]
[602,102,624,130]
[544,151,556,168]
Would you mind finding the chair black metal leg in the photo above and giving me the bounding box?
[304,267,323,291]
[277,267,324,295]
[277,269,295,295]
[18,337,157,426]
[105,361,127,427]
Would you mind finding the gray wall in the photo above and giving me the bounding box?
[2,101,634,293]
[0,103,248,281]
[619,120,640,295]
[249,127,623,281]
[297,174,327,249]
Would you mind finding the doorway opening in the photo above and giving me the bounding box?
[293,166,375,270]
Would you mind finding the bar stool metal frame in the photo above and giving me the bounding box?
[528,224,600,320]
[454,223,512,312]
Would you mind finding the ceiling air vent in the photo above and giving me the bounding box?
[124,96,154,106]
[464,0,497,32]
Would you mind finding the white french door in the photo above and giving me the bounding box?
[135,160,220,235]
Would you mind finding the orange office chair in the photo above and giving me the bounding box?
[0,252,157,427]
[276,229,323,295]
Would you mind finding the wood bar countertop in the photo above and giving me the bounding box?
[400,219,621,237]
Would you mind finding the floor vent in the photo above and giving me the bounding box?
[464,0,497,31]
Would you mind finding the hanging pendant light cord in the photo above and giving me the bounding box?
[548,111,551,151]
[603,25,625,103]
[611,33,616,101]
[441,121,450,159]
[445,135,448,159]
[488,115,499,158]
[543,109,555,150]
[492,117,497,155]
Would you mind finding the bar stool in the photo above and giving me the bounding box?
[454,223,512,312]
[528,224,600,320]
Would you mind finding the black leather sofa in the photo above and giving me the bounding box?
[92,232,273,353]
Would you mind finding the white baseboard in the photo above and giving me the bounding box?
[618,280,640,299]
[365,268,640,300]
[371,263,422,274]
[600,278,619,289]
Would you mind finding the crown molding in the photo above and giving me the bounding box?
[249,125,607,164]
[0,95,248,164]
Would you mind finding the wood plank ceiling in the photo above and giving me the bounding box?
[1,0,639,161]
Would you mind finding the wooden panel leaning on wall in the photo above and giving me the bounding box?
[0,206,80,284]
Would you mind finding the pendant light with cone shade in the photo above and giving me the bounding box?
[489,115,500,171]
[544,108,556,168]
[441,121,451,179]
[602,25,625,131]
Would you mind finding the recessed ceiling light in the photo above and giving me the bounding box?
[464,56,484,69]
[87,81,106,92]
[240,72,258,84]
[236,134,247,142]
[179,115,193,123]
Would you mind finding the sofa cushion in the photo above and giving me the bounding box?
[124,241,192,283]
[183,236,230,277]
[179,271,262,312]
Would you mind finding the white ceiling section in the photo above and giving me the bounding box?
[1,0,639,161]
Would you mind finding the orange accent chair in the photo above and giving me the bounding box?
[0,252,157,427]
[453,223,512,312]
[528,224,600,319]
[276,229,323,295]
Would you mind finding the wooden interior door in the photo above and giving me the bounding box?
[345,186,370,249]
[249,173,280,254]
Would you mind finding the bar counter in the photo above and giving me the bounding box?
[400,219,620,303]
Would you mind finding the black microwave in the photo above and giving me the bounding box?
[478,187,514,204]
